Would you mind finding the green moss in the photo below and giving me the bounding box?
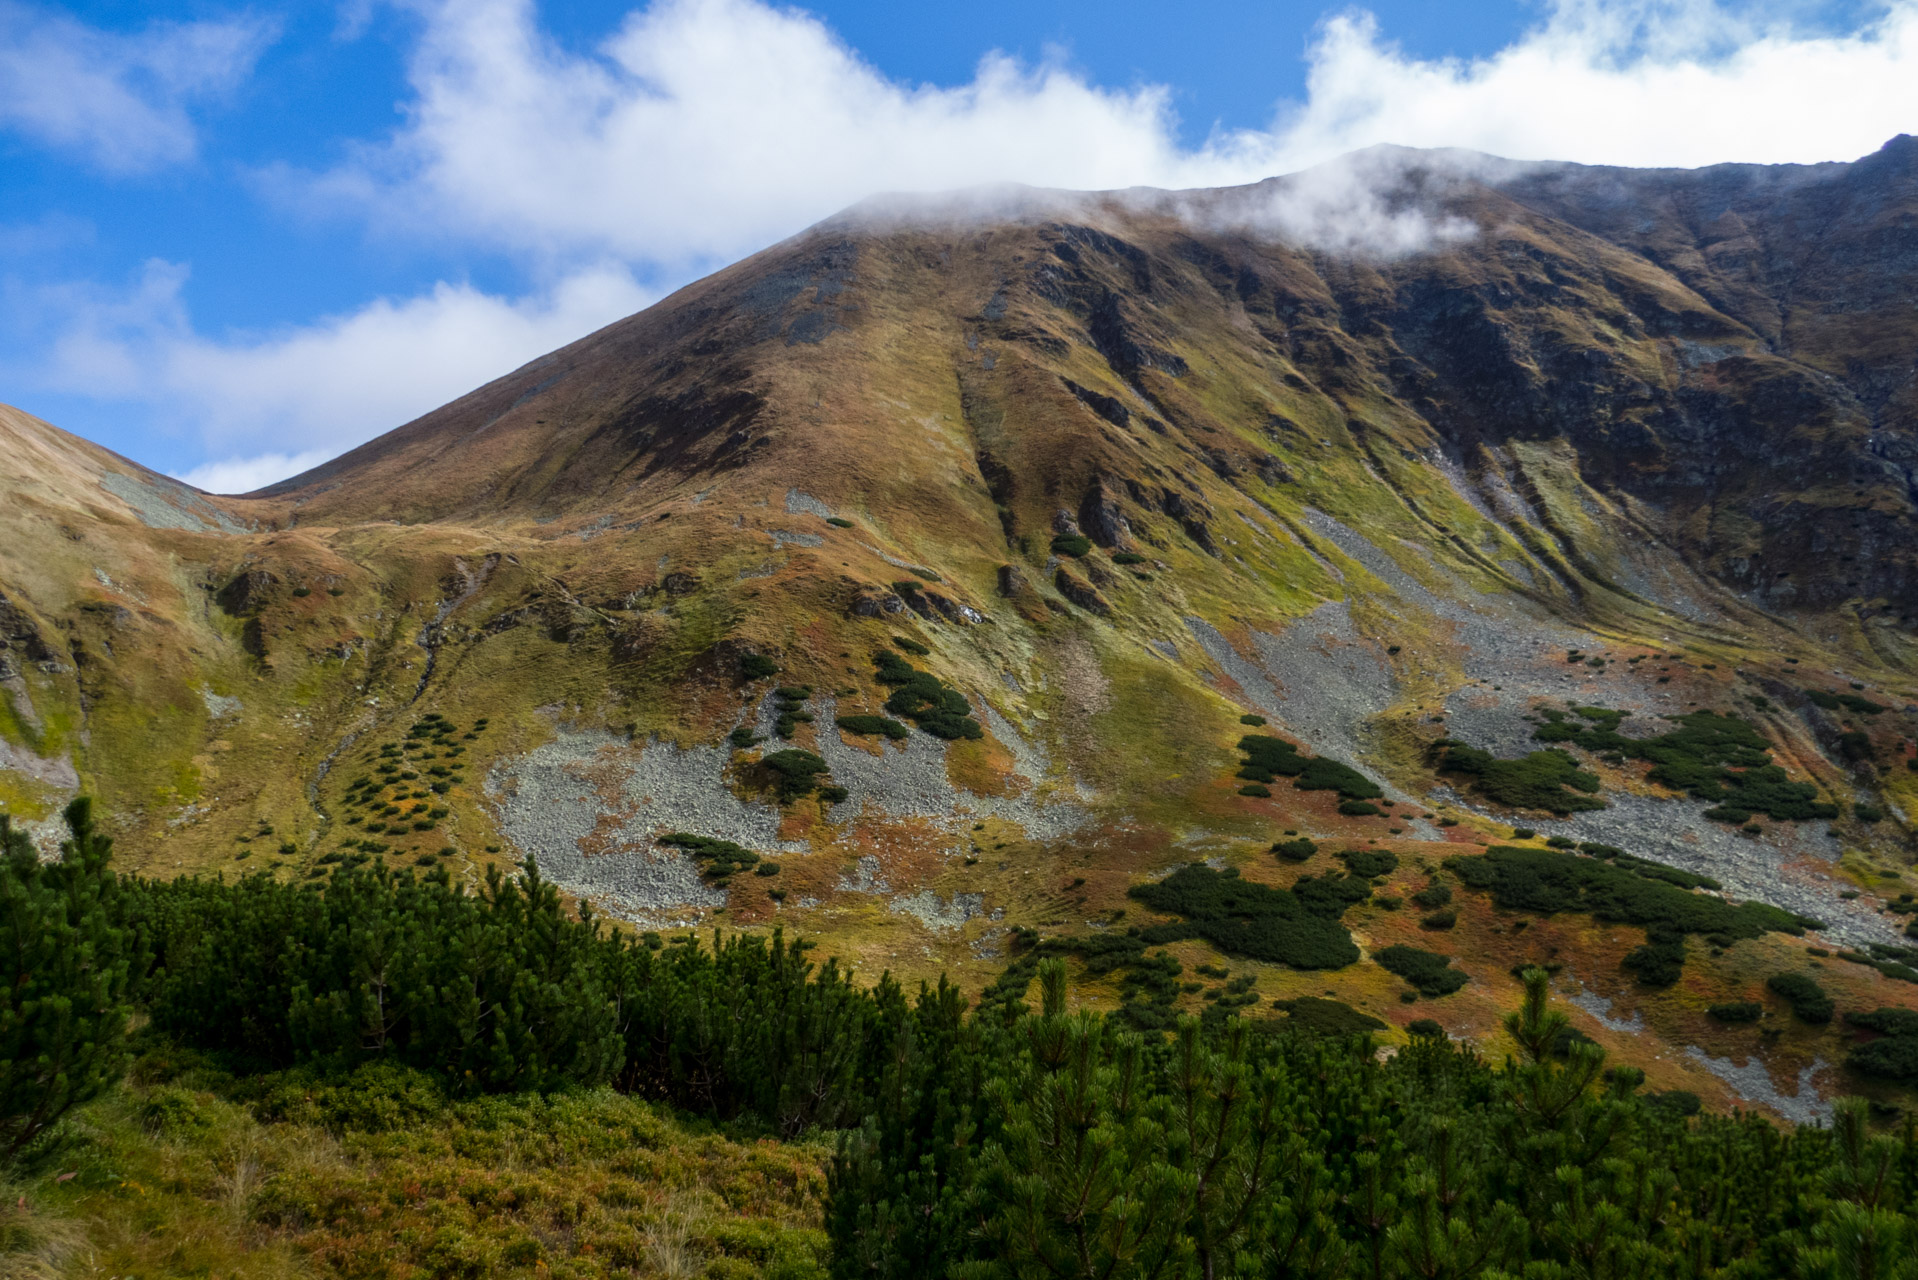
[1374,945,1467,997]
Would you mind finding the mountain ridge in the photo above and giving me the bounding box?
[8,138,1918,1119]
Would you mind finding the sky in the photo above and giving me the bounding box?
[0,0,1913,493]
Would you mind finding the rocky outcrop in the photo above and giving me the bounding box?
[1055,568,1112,616]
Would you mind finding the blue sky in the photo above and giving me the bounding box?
[2,0,1913,492]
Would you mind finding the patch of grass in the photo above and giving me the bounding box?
[1374,945,1468,997]
[1128,864,1367,969]
[1767,972,1834,1024]
[1437,742,1605,815]
[835,714,908,740]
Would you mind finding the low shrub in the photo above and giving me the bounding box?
[1272,837,1317,862]
[1411,884,1452,911]
[1374,945,1468,997]
[1855,803,1885,823]
[1767,972,1833,1024]
[1438,742,1606,815]
[1623,936,1686,987]
[1050,533,1092,557]
[1240,713,1267,726]
[1239,784,1272,797]
[1708,1001,1763,1023]
[1128,864,1367,969]
[892,636,931,656]
[836,714,909,740]
[1806,688,1887,716]
[1420,909,1458,930]
[827,516,855,528]
[1112,551,1148,565]
[740,652,780,680]
[1338,801,1381,816]
[1406,1018,1446,1039]
[1339,849,1398,879]
[659,832,761,879]
[874,652,983,740]
[759,749,830,800]
[1266,996,1385,1038]
[1236,736,1380,800]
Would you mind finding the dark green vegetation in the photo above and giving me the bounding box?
[890,635,930,656]
[1127,863,1368,969]
[1768,972,1835,1024]
[1437,742,1606,814]
[1845,1008,1918,1083]
[835,713,908,740]
[826,516,855,528]
[13,803,1918,1279]
[1236,735,1381,799]
[1111,551,1148,566]
[333,714,481,849]
[762,748,832,801]
[1448,846,1814,986]
[1807,688,1887,715]
[659,831,762,882]
[1338,848,1399,879]
[0,801,138,1156]
[774,684,815,739]
[740,651,781,680]
[1374,944,1469,997]
[873,650,983,740]
[1049,533,1092,558]
[1533,707,1839,824]
[1271,836,1317,862]
[1709,1000,1765,1023]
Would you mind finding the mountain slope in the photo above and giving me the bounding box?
[8,141,1918,1119]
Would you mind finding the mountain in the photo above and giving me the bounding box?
[8,139,1918,1120]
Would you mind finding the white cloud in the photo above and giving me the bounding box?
[0,2,275,173]
[176,449,335,496]
[306,0,1918,270]
[27,259,652,492]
